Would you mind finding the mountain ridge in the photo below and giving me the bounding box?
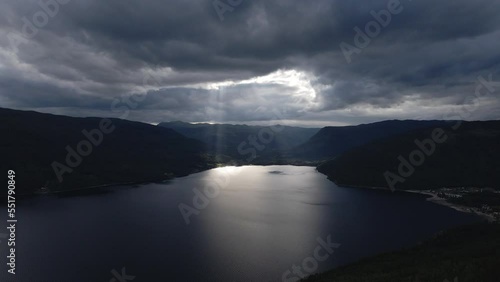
[0,107,213,195]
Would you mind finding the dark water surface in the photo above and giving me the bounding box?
[1,166,480,282]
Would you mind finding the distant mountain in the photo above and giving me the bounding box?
[0,108,212,195]
[288,120,451,161]
[158,121,319,162]
[317,120,500,190]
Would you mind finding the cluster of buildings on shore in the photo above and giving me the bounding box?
[429,187,500,222]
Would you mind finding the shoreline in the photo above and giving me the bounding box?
[10,179,174,199]
[17,163,317,198]
[14,165,498,223]
[16,171,192,198]
[323,176,496,222]
[406,190,497,222]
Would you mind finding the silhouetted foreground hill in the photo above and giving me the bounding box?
[317,121,500,190]
[0,108,212,195]
[158,121,319,162]
[290,120,450,161]
[304,223,500,282]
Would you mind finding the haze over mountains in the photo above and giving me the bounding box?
[158,121,320,162]
[1,107,499,195]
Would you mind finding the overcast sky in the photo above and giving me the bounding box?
[1,0,499,127]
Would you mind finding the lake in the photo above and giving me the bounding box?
[0,165,480,282]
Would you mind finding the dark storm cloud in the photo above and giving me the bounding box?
[0,0,499,124]
[0,74,111,109]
